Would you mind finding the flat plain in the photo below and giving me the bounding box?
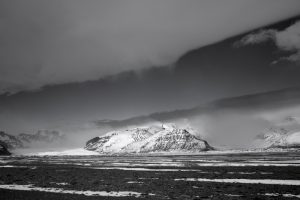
[0,152,300,199]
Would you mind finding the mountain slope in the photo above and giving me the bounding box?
[85,124,213,154]
[0,142,11,155]
[252,116,300,149]
[0,131,23,149]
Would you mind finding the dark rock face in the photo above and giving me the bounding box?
[0,142,11,155]
[0,131,23,149]
[85,135,111,151]
[85,124,213,154]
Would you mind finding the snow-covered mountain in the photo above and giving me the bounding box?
[252,116,300,149]
[85,124,213,154]
[0,131,23,149]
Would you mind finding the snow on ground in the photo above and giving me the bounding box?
[91,167,201,171]
[175,178,300,185]
[102,162,185,167]
[50,182,69,186]
[248,160,300,163]
[0,184,151,197]
[264,193,300,198]
[127,181,143,184]
[195,162,300,167]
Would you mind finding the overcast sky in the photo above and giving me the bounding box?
[1,0,300,94]
[1,0,300,139]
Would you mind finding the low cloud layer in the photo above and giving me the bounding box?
[236,20,300,64]
[0,0,300,94]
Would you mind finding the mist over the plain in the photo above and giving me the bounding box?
[85,87,300,149]
[54,103,300,150]
[3,86,300,152]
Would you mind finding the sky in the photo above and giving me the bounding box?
[1,0,300,94]
[1,1,300,147]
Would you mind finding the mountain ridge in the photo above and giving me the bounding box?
[0,130,65,150]
[85,124,213,154]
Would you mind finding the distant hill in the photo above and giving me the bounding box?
[252,116,300,149]
[0,130,65,151]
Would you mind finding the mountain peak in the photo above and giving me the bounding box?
[85,125,213,154]
[162,123,177,130]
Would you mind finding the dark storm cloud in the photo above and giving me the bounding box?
[235,20,300,64]
[1,0,300,94]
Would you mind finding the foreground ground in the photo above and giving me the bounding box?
[0,152,300,199]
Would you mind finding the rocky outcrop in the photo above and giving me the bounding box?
[0,131,23,149]
[0,142,11,155]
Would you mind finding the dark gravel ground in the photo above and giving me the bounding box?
[0,153,300,199]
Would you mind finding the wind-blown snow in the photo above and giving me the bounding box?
[91,167,201,171]
[264,193,300,198]
[195,162,300,167]
[0,184,150,197]
[0,165,28,168]
[175,178,300,185]
[127,181,143,184]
